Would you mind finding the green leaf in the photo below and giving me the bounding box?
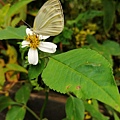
[42,48,120,112]
[84,102,109,120]
[103,40,120,56]
[0,4,10,27]
[15,84,32,104]
[11,6,27,27]
[86,35,113,65]
[0,4,10,16]
[116,23,120,31]
[6,106,26,120]
[0,96,15,112]
[0,26,26,40]
[65,96,84,120]
[67,10,103,26]
[0,66,6,90]
[53,27,72,45]
[63,27,73,39]
[114,112,120,120]
[28,61,44,79]
[86,35,98,45]
[101,0,115,33]
[6,0,33,18]
[19,6,27,21]
[116,1,120,12]
[11,17,21,27]
[53,35,61,43]
[5,63,28,73]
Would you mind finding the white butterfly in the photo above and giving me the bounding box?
[32,0,64,36]
[22,0,64,65]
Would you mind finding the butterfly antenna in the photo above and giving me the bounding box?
[22,20,32,28]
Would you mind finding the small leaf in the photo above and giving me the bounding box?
[6,44,17,64]
[84,102,109,120]
[101,0,115,33]
[11,17,21,27]
[86,35,98,45]
[0,4,10,27]
[28,61,44,79]
[6,106,26,120]
[114,112,120,120]
[15,84,32,104]
[0,66,6,89]
[67,10,103,26]
[0,96,15,112]
[63,27,73,39]
[0,4,10,16]
[86,35,113,65]
[19,6,27,21]
[42,48,120,112]
[116,1,120,12]
[0,26,26,40]
[65,96,84,120]
[103,40,120,56]
[6,0,33,18]
[5,63,28,73]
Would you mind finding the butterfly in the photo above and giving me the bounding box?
[31,0,64,36]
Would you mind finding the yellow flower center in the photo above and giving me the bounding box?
[26,34,40,49]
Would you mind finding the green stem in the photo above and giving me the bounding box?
[40,90,49,119]
[25,105,40,120]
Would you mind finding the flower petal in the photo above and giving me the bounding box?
[28,48,38,65]
[21,40,30,48]
[39,35,50,40]
[26,28,33,35]
[38,42,57,53]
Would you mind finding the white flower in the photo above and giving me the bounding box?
[22,28,57,65]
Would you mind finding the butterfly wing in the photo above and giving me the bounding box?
[33,0,64,36]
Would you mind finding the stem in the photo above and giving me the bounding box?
[40,89,49,119]
[25,105,40,120]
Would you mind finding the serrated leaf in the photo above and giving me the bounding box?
[0,96,15,112]
[42,48,120,112]
[0,26,26,40]
[84,102,109,120]
[5,63,28,73]
[15,84,32,104]
[101,0,115,33]
[65,96,84,120]
[103,40,120,56]
[6,106,26,120]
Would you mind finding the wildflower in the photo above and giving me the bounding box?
[22,28,57,65]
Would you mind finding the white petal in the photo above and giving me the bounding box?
[39,35,50,40]
[28,48,38,65]
[38,42,57,53]
[26,28,33,35]
[21,40,30,48]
